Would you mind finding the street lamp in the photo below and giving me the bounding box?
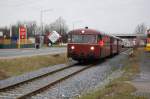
[40,8,53,35]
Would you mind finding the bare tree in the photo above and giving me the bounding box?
[11,21,37,38]
[47,17,69,34]
[43,17,69,43]
[25,21,37,37]
[12,24,19,37]
[0,27,9,38]
[134,23,147,47]
[135,23,146,34]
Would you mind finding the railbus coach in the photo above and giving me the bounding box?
[67,27,122,62]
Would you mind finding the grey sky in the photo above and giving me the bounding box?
[0,0,150,33]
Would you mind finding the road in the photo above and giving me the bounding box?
[0,47,66,58]
[0,47,128,59]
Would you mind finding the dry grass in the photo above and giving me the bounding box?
[0,70,9,80]
[79,48,147,99]
[0,53,67,80]
[96,82,137,99]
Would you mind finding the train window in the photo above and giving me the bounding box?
[114,39,117,45]
[148,34,150,38]
[98,35,102,40]
[71,34,97,43]
[71,35,81,43]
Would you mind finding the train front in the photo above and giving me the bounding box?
[67,28,101,62]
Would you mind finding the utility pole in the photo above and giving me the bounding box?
[72,20,83,30]
[40,9,53,35]
[59,17,61,35]
[10,24,12,38]
[40,8,53,48]
[40,10,43,35]
[59,17,62,44]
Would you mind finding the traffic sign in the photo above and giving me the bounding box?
[48,31,61,43]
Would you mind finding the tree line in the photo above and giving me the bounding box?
[0,17,69,43]
[0,20,149,43]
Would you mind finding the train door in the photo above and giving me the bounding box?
[119,40,122,53]
[116,39,122,54]
[111,38,118,54]
[110,37,113,56]
[114,39,118,54]
[117,39,119,53]
[105,35,111,57]
[98,34,110,58]
[97,34,104,58]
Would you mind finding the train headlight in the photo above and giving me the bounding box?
[71,46,75,50]
[81,30,85,33]
[90,46,95,51]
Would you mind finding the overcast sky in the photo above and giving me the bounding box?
[0,0,150,34]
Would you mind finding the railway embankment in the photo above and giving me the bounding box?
[80,48,149,99]
[0,48,144,99]
[131,48,150,98]
[28,49,130,99]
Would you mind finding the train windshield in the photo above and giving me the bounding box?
[71,34,97,43]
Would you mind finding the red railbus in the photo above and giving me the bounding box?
[67,28,122,62]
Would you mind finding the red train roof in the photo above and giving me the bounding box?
[68,28,122,40]
[68,28,103,35]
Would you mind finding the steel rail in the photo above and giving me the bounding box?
[17,64,94,99]
[0,63,77,91]
[18,48,131,99]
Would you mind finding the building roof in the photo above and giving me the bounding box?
[114,33,146,38]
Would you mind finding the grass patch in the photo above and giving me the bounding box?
[79,48,147,99]
[0,53,67,80]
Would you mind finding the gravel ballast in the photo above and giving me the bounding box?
[0,65,85,99]
[31,51,130,99]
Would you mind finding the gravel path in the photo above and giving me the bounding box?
[132,50,150,98]
[30,51,129,99]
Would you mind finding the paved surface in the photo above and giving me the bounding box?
[132,51,150,98]
[0,47,66,58]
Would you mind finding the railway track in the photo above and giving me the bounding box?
[0,63,76,90]
[0,63,95,99]
[0,48,131,99]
